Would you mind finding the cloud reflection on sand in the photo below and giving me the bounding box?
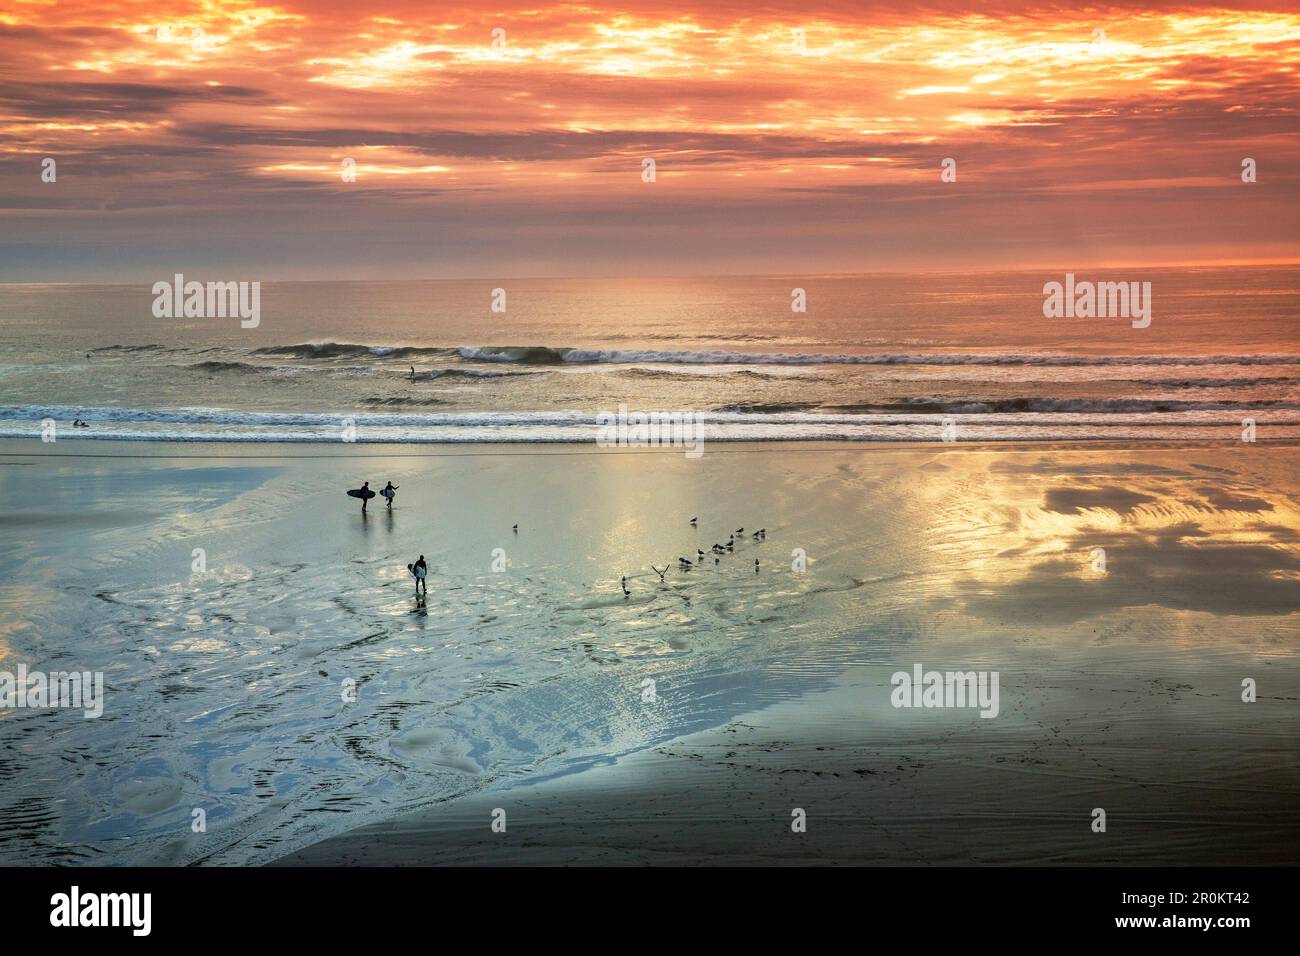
[946,452,1300,625]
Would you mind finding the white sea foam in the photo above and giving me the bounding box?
[2,403,1297,443]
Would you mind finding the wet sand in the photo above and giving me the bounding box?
[1,439,1297,865]
[282,656,1300,866]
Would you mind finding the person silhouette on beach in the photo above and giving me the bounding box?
[382,481,398,508]
[412,555,427,598]
[410,366,415,380]
[359,480,371,512]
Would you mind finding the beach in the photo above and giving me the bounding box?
[2,437,1297,866]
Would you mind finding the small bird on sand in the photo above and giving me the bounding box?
[512,524,518,533]
[651,565,668,582]
[697,549,705,560]
[735,528,744,535]
[755,559,760,573]
[690,517,697,526]
[621,576,630,597]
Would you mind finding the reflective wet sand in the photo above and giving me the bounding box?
[1,439,1296,864]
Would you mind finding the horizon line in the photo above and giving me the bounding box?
[3,259,1298,286]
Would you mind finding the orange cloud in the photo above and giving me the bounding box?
[1,1,1297,277]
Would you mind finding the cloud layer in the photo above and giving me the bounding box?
[3,1,1298,278]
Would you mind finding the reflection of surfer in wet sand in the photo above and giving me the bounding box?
[407,555,427,598]
[381,481,398,508]
[347,481,376,512]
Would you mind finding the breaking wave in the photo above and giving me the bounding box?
[254,343,459,360]
[458,346,1300,367]
[185,361,265,374]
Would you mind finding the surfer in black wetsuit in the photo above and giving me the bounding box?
[382,481,398,508]
[360,480,370,513]
[409,366,415,380]
[414,555,427,598]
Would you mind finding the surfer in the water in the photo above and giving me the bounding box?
[381,481,398,508]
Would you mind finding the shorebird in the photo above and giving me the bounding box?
[755,559,760,573]
[621,576,630,597]
[735,528,744,535]
[651,565,668,582]
[690,517,697,526]
[512,524,518,533]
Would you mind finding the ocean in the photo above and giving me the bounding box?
[2,268,1298,443]
[1,269,1298,866]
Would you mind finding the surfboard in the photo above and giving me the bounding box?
[381,488,395,500]
[407,563,427,579]
[347,488,376,500]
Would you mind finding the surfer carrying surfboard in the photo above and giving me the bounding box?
[347,481,376,512]
[381,481,398,508]
[407,555,428,597]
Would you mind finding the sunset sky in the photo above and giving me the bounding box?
[2,0,1299,279]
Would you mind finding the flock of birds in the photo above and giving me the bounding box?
[621,516,767,598]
